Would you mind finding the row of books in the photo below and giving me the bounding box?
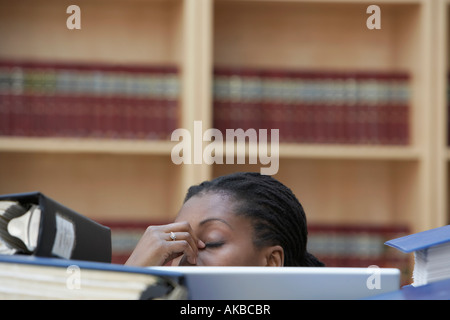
[0,61,179,139]
[307,225,409,264]
[0,61,179,98]
[213,68,410,145]
[0,95,177,139]
[0,61,411,144]
[308,224,411,284]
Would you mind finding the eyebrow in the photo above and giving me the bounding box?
[199,218,233,230]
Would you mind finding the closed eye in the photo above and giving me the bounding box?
[204,241,224,249]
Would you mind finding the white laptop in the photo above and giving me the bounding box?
[149,266,400,300]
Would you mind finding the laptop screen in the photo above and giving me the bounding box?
[149,266,400,300]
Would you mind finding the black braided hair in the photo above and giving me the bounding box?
[184,172,324,267]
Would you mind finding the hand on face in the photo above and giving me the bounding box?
[125,221,205,267]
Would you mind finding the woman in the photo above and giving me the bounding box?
[126,172,324,267]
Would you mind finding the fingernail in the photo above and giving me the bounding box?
[198,240,205,248]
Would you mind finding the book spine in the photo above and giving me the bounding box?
[308,224,411,285]
[0,61,180,140]
[212,67,410,146]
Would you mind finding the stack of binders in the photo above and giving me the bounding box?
[0,255,187,300]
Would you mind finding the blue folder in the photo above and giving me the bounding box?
[367,278,450,300]
[0,253,181,278]
[385,225,450,253]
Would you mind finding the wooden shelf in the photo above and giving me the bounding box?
[225,0,424,3]
[446,149,450,161]
[0,137,176,155]
[435,0,450,229]
[0,137,421,160]
[279,144,421,160]
[216,142,421,160]
[0,0,184,65]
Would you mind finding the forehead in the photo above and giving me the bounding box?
[175,192,236,227]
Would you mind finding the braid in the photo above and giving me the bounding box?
[184,172,324,267]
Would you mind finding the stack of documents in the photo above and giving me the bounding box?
[413,241,450,286]
[0,255,186,300]
[386,225,450,286]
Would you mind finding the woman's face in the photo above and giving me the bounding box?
[172,192,280,266]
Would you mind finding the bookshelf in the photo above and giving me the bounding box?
[211,0,436,234]
[436,0,450,235]
[0,0,208,223]
[0,0,446,270]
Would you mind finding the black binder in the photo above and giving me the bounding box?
[0,192,111,263]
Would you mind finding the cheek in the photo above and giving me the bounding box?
[196,247,232,266]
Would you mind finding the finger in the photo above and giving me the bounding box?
[165,239,198,264]
[167,231,200,263]
[160,221,195,234]
[162,222,205,248]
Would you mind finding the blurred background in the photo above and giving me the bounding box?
[0,0,448,284]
